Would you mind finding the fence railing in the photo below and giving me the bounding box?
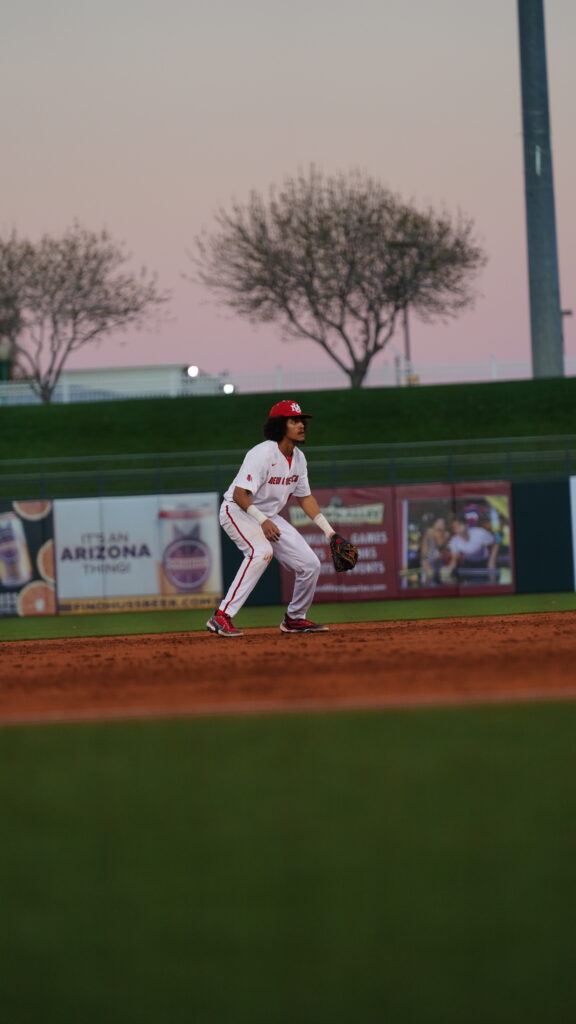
[1,435,575,499]
[2,356,576,405]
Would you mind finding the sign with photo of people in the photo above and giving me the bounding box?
[395,482,514,597]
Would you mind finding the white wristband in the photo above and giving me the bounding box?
[247,504,267,525]
[313,513,335,538]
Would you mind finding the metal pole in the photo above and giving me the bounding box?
[403,305,412,383]
[517,0,564,377]
[403,306,411,364]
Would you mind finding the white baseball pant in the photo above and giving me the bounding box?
[218,500,321,619]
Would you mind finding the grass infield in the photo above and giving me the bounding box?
[1,590,576,642]
[1,704,576,1023]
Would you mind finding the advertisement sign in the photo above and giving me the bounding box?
[280,487,398,603]
[54,492,222,614]
[570,477,576,590]
[395,481,515,597]
[0,500,56,617]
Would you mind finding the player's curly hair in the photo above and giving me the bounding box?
[263,415,311,441]
[263,416,288,441]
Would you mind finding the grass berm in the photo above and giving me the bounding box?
[2,375,576,458]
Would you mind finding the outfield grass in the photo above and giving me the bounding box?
[1,591,576,642]
[1,704,576,1023]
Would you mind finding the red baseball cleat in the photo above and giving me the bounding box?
[206,610,244,637]
[280,614,329,634]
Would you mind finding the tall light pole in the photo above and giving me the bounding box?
[517,0,564,377]
[389,240,417,385]
[402,304,414,385]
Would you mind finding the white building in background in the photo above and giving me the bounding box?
[1,355,575,406]
[58,364,236,400]
[0,364,237,406]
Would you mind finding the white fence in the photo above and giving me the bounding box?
[1,356,576,405]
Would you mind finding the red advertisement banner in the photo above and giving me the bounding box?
[280,487,398,603]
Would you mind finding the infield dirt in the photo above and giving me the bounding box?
[1,611,576,724]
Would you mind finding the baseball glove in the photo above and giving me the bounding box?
[329,533,359,572]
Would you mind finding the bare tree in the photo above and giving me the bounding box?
[0,224,169,402]
[194,168,487,387]
[0,233,31,381]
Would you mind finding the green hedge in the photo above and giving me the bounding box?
[2,376,576,459]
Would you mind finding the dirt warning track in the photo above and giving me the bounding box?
[1,612,576,725]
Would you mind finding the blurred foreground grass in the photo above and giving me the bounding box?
[1,704,576,1023]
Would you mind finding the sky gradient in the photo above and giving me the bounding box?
[3,0,575,380]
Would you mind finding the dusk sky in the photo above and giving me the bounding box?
[3,0,575,381]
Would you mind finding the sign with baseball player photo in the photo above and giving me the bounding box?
[0,500,56,617]
[53,492,223,614]
[279,487,398,603]
[395,481,515,597]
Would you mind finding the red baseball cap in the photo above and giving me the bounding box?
[268,399,313,418]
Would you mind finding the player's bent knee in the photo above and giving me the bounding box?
[256,541,274,562]
[310,550,322,572]
[298,552,321,578]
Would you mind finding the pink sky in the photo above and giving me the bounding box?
[2,0,575,379]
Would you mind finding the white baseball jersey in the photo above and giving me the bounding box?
[223,440,311,516]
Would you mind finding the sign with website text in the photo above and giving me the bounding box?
[280,487,398,603]
[54,493,222,614]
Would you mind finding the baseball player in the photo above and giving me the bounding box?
[207,399,339,637]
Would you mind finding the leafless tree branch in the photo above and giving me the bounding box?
[191,167,487,387]
[0,224,170,402]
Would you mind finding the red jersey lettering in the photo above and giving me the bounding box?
[268,474,299,486]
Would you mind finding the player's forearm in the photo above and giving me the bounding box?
[233,485,275,532]
[298,495,335,538]
[298,494,322,519]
